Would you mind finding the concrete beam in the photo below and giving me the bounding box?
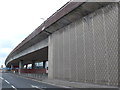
[6,39,48,66]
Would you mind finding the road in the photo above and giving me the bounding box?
[1,73,72,90]
[0,73,118,90]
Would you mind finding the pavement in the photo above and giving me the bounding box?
[43,79,119,89]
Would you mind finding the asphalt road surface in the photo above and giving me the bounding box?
[1,73,72,90]
[1,73,117,90]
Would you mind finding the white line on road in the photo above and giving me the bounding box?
[11,85,17,90]
[4,80,10,84]
[0,77,4,80]
[31,85,39,88]
[31,85,44,90]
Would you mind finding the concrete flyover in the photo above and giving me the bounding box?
[5,0,120,87]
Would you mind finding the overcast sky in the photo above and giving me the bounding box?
[0,0,69,67]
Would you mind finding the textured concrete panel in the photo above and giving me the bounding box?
[104,3,118,86]
[83,16,96,83]
[93,8,108,85]
[69,23,78,81]
[63,26,70,81]
[58,29,64,80]
[75,19,85,82]
[48,3,119,86]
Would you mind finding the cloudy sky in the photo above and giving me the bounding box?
[0,0,69,67]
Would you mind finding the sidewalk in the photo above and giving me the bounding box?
[43,79,118,88]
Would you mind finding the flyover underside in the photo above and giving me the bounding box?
[7,46,48,67]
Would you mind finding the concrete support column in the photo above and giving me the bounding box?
[11,65,13,70]
[48,36,54,79]
[43,61,46,68]
[32,61,35,69]
[25,64,28,69]
[19,60,23,74]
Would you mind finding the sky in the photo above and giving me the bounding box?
[0,0,69,67]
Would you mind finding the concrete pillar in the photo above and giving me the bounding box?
[25,64,28,69]
[43,61,46,68]
[19,60,23,74]
[11,65,13,70]
[32,61,35,69]
[48,36,54,79]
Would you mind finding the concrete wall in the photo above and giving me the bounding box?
[48,3,119,86]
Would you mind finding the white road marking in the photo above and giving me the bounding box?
[4,80,10,84]
[0,77,4,80]
[31,85,39,88]
[31,85,44,90]
[11,85,17,90]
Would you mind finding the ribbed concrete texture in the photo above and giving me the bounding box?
[48,3,119,86]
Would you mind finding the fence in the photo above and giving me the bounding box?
[8,69,48,80]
